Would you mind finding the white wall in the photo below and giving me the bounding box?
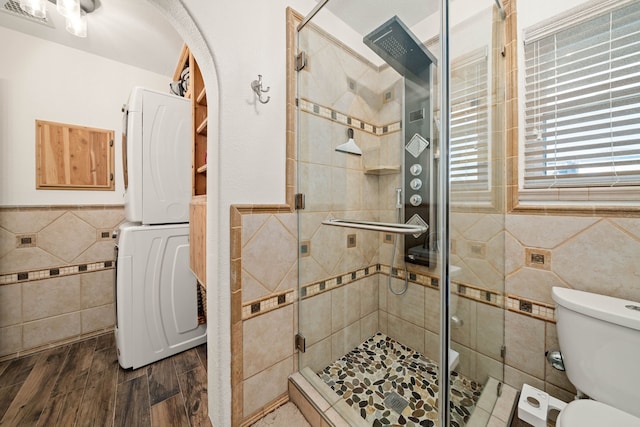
[0,27,171,206]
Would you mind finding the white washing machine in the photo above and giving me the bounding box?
[115,222,207,369]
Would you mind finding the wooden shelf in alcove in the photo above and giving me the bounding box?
[196,164,207,174]
[196,117,208,136]
[196,88,207,106]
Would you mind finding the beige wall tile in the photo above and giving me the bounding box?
[360,311,378,342]
[378,310,388,335]
[0,284,21,327]
[331,321,361,361]
[23,312,81,349]
[243,305,294,379]
[387,314,424,354]
[23,276,81,322]
[476,352,504,385]
[72,207,124,229]
[385,280,425,327]
[38,213,96,262]
[243,356,293,419]
[81,304,114,333]
[359,276,378,316]
[331,282,361,333]
[0,325,22,356]
[243,217,297,292]
[300,336,332,374]
[72,241,117,264]
[506,215,598,249]
[424,329,439,362]
[451,343,477,379]
[0,227,15,259]
[241,214,269,247]
[504,365,545,391]
[553,220,640,301]
[0,247,64,274]
[0,209,64,234]
[299,292,332,346]
[476,303,504,360]
[81,270,114,308]
[461,259,505,292]
[424,286,440,334]
[298,256,328,287]
[611,218,640,240]
[504,232,525,275]
[505,311,545,379]
[451,297,477,349]
[241,271,270,303]
[506,268,566,305]
[463,214,504,242]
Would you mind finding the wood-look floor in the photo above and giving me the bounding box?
[0,333,211,427]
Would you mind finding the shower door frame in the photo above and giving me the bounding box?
[294,1,506,426]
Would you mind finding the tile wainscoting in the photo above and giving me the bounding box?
[0,205,124,360]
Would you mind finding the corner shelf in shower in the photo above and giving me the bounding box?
[364,166,401,175]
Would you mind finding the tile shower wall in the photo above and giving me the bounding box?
[237,210,298,422]
[0,206,123,360]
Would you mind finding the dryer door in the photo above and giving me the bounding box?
[141,91,191,224]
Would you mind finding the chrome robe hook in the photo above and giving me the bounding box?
[251,74,270,104]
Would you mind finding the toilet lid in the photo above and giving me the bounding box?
[557,400,640,427]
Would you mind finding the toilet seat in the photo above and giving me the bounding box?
[556,400,640,427]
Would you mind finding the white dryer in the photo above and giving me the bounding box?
[122,87,191,225]
[115,222,206,369]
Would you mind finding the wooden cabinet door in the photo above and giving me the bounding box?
[36,120,115,190]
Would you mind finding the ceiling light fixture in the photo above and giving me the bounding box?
[19,0,46,18]
[18,0,95,38]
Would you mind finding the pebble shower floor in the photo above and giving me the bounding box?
[319,333,482,427]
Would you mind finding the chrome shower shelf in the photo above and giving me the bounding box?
[322,219,427,235]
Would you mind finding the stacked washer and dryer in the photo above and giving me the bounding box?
[115,87,207,370]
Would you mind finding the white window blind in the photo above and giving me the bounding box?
[450,49,490,191]
[523,1,640,190]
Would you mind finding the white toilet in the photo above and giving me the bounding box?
[552,287,640,427]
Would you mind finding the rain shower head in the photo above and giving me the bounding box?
[335,128,362,156]
[363,16,437,84]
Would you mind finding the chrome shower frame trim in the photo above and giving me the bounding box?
[438,0,451,427]
[298,0,330,31]
[494,0,506,20]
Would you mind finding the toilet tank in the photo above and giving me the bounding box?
[552,287,640,418]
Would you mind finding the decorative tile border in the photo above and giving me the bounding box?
[241,289,296,320]
[298,263,504,308]
[299,98,401,136]
[0,260,114,286]
[506,294,555,322]
[301,264,381,300]
[242,265,552,322]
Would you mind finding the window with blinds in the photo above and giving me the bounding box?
[522,0,640,193]
[451,49,490,192]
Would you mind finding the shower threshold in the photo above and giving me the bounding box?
[317,333,482,427]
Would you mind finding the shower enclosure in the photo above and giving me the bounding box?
[296,1,507,425]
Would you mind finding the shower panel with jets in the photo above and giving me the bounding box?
[364,16,439,267]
